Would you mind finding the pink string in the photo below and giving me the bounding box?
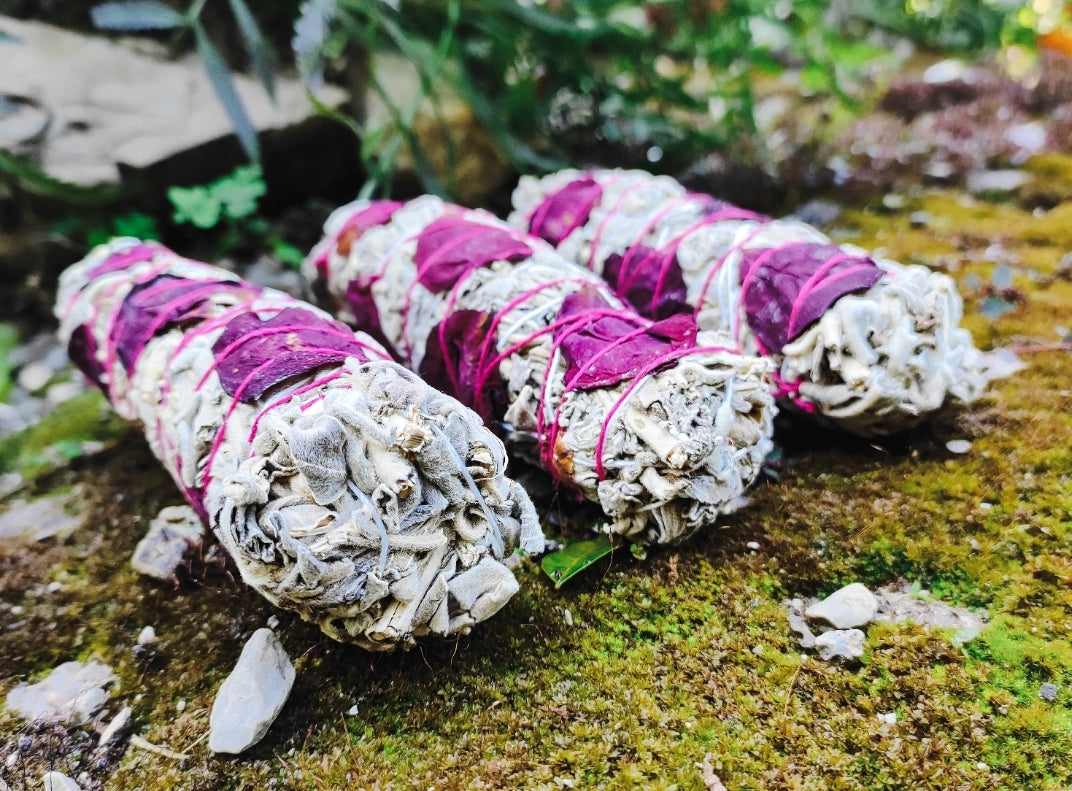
[786,259,874,339]
[75,245,376,510]
[194,323,381,392]
[592,343,735,480]
[586,180,644,269]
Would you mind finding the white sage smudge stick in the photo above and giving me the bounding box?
[510,168,988,437]
[304,197,776,544]
[56,238,543,650]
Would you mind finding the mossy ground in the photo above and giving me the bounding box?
[3,169,1072,789]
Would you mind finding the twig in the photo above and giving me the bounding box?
[129,734,189,761]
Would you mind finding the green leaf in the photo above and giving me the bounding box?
[270,239,306,269]
[541,535,618,588]
[212,164,266,220]
[111,211,160,240]
[91,1,187,30]
[168,185,222,229]
[0,323,18,403]
[227,0,276,101]
[194,23,260,162]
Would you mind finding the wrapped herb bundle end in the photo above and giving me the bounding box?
[56,239,543,650]
[305,198,777,545]
[510,169,988,437]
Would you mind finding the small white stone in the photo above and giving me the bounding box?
[17,362,52,393]
[45,381,84,406]
[814,629,866,663]
[176,699,186,712]
[805,582,879,629]
[136,626,157,646]
[345,704,359,716]
[945,439,972,454]
[5,660,116,724]
[42,771,81,791]
[876,712,897,725]
[923,59,967,83]
[746,541,760,550]
[97,706,131,748]
[131,505,204,580]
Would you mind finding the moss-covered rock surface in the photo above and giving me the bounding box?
[1,176,1070,790]
[5,60,1072,791]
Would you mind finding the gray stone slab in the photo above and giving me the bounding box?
[0,16,347,186]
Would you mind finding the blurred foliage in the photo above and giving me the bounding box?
[291,0,1057,200]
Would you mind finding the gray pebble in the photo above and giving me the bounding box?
[209,629,295,754]
[131,505,205,580]
[805,582,879,630]
[1039,683,1058,702]
[814,629,866,663]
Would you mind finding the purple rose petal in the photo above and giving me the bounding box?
[529,177,603,245]
[555,287,698,390]
[414,217,532,294]
[740,243,883,352]
[67,324,107,391]
[87,241,168,278]
[419,309,506,427]
[603,244,691,321]
[112,275,249,371]
[212,307,378,402]
[314,201,403,278]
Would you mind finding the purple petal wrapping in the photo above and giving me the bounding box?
[529,177,603,245]
[112,275,248,371]
[555,287,698,390]
[603,244,691,321]
[212,307,377,402]
[419,309,506,427]
[314,201,403,278]
[414,217,533,294]
[67,324,107,392]
[345,277,400,361]
[86,241,168,278]
[740,243,883,352]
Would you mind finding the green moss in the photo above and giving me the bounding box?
[0,389,131,479]
[6,162,1072,791]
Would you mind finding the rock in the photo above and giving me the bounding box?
[1039,683,1058,702]
[966,169,1031,196]
[805,583,879,630]
[5,660,116,724]
[136,626,158,646]
[16,361,52,393]
[131,505,205,580]
[873,582,986,631]
[97,705,132,749]
[945,439,972,454]
[786,599,816,648]
[814,629,866,663]
[0,488,84,544]
[208,629,295,754]
[0,16,349,187]
[42,772,80,791]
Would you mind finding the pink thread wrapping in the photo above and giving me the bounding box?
[320,202,722,487]
[559,174,886,409]
[75,244,385,510]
